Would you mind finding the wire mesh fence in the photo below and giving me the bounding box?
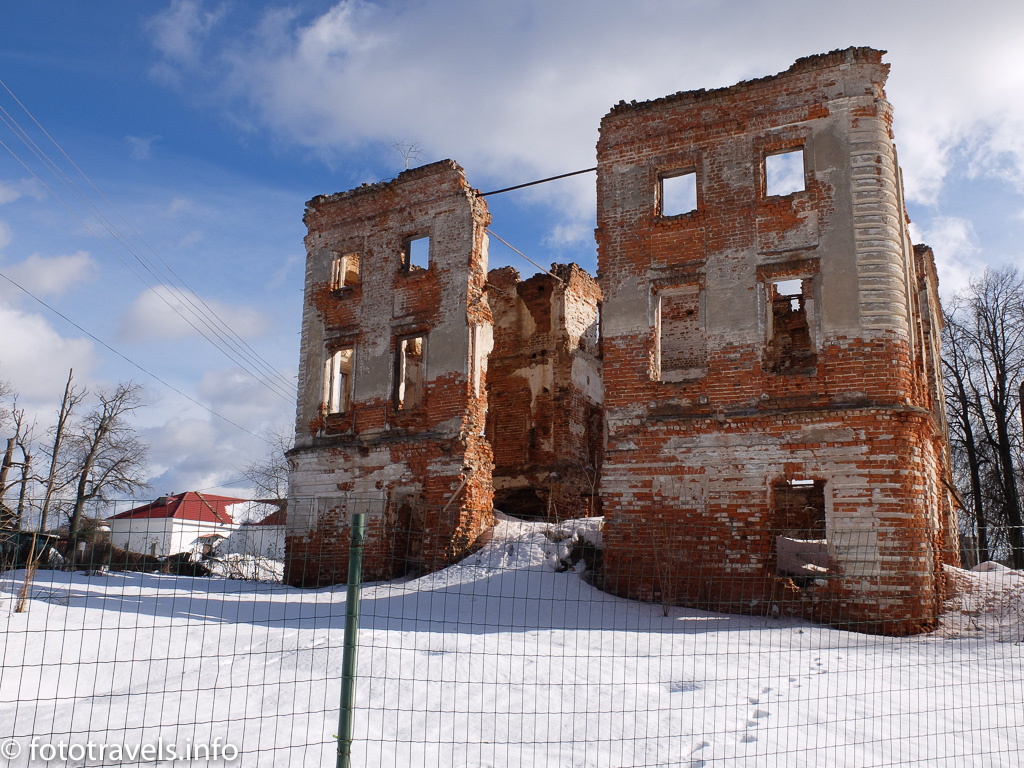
[1,496,1022,767]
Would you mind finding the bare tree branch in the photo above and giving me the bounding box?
[392,139,424,171]
[944,267,1024,567]
[40,369,86,532]
[240,427,293,500]
[66,382,149,567]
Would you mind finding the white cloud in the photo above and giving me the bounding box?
[914,216,983,297]
[118,284,274,344]
[178,230,204,248]
[147,0,224,66]
[125,135,161,160]
[196,366,293,427]
[267,251,302,289]
[138,364,294,495]
[0,220,10,251]
[141,415,227,493]
[0,304,96,409]
[0,178,46,205]
[167,196,192,215]
[146,1,1024,218]
[542,221,591,249]
[0,252,98,300]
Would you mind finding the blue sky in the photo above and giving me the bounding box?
[1,0,1022,498]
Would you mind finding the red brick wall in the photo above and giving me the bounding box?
[286,50,955,636]
[486,264,603,519]
[286,161,494,586]
[596,48,954,634]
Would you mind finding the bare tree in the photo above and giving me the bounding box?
[0,378,11,429]
[12,407,35,530]
[0,387,35,530]
[39,369,85,532]
[65,383,149,567]
[392,139,423,170]
[0,380,16,498]
[240,428,293,500]
[944,299,991,562]
[944,267,1024,567]
[0,379,15,528]
[0,434,15,502]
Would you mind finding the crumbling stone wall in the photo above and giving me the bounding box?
[595,48,955,634]
[285,48,955,635]
[286,161,494,586]
[486,263,603,519]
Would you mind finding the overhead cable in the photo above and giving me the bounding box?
[479,167,596,197]
[0,269,269,443]
[0,83,294,394]
[0,128,293,404]
[487,230,564,283]
[0,78,294,401]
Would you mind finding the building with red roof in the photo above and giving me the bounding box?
[108,491,244,557]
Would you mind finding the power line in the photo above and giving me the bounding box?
[0,112,294,401]
[0,78,295,400]
[0,269,269,443]
[0,81,289,389]
[479,167,596,197]
[487,230,564,283]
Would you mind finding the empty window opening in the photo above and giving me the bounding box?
[323,347,354,414]
[766,278,815,374]
[656,287,705,381]
[404,236,430,271]
[394,335,425,410]
[765,148,805,197]
[773,478,828,583]
[661,171,698,216]
[330,253,360,289]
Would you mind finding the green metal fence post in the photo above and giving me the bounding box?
[336,512,365,768]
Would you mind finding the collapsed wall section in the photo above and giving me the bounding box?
[486,263,603,519]
[596,47,954,634]
[285,161,494,586]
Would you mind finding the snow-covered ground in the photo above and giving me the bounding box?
[1,515,1021,767]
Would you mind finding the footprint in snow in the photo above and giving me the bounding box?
[670,681,701,693]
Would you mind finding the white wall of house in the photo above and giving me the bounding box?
[223,525,285,560]
[109,518,237,556]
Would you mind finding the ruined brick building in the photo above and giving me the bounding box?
[286,48,955,634]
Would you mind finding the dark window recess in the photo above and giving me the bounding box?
[765,279,815,373]
[404,236,430,271]
[773,479,828,583]
[323,347,354,414]
[394,335,425,410]
[330,253,360,289]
